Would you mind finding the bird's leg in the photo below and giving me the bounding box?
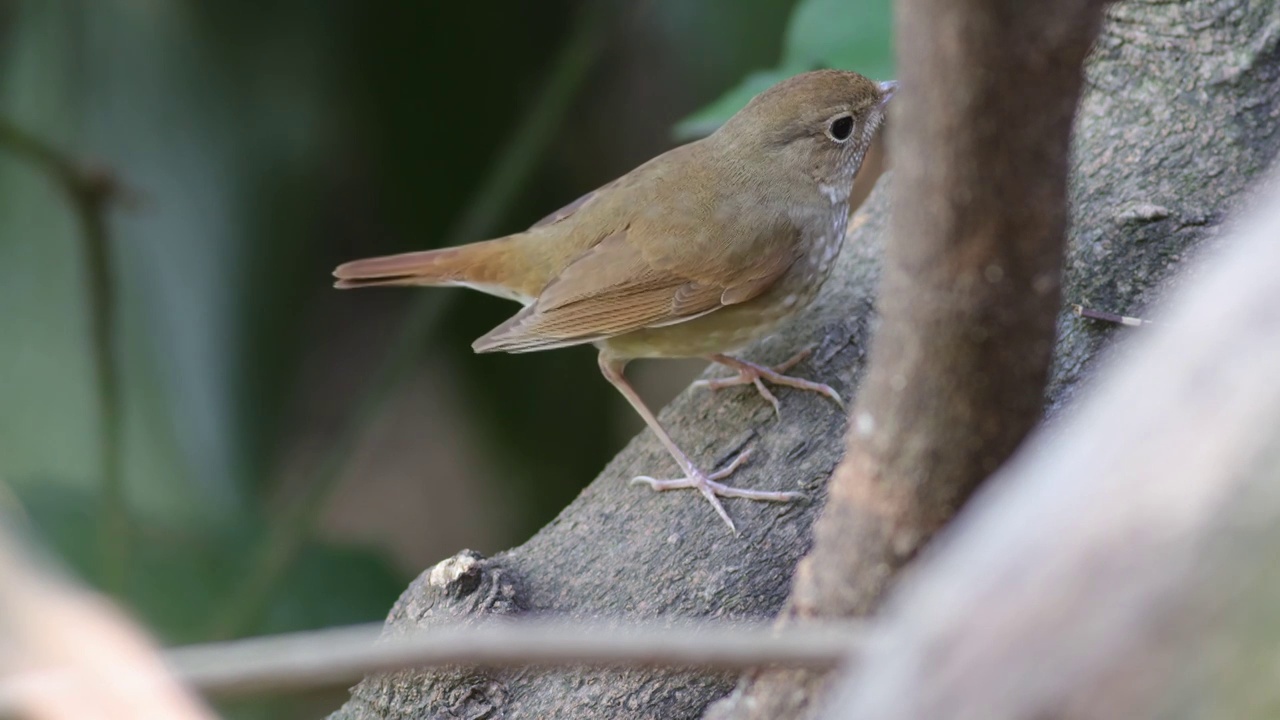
[693,348,844,417]
[598,353,802,533]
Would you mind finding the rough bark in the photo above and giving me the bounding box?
[330,1,1280,718]
[706,0,1108,717]
[824,168,1280,720]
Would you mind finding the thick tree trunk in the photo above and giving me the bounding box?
[330,1,1280,718]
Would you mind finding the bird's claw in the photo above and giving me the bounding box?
[695,348,844,417]
[630,449,801,533]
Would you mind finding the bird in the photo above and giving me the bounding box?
[334,70,895,533]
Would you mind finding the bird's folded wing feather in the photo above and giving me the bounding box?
[472,224,798,353]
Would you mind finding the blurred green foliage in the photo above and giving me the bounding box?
[0,0,890,712]
[675,0,894,139]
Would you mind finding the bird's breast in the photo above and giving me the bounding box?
[600,211,850,360]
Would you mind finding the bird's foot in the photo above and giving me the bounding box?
[630,448,802,533]
[694,348,844,417]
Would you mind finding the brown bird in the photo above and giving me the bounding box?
[334,70,894,532]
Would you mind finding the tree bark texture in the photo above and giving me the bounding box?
[706,0,1110,716]
[331,1,1280,718]
[824,167,1280,720]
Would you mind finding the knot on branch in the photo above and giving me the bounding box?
[390,550,528,629]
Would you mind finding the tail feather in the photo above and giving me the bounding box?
[333,247,468,289]
[333,238,533,304]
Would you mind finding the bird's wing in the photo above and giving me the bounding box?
[472,223,799,353]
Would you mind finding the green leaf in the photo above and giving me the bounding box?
[672,69,795,142]
[783,0,894,77]
[673,0,894,139]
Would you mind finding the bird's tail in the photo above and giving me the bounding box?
[333,236,531,302]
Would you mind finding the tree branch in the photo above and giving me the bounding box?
[824,165,1280,719]
[707,0,1109,716]
[0,117,130,595]
[800,0,1110,616]
[157,619,861,700]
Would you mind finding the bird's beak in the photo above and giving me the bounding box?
[877,80,898,108]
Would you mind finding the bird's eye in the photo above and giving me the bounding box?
[827,115,855,142]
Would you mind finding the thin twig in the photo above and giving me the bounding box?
[0,621,860,711]
[0,117,129,594]
[163,620,860,698]
[205,1,614,641]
